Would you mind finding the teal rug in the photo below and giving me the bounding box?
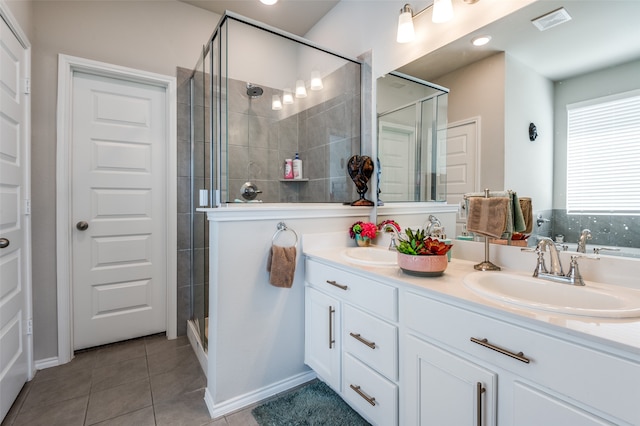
[252,380,371,426]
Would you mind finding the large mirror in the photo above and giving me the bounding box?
[379,0,640,256]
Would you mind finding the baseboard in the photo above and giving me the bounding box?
[186,320,208,377]
[34,356,60,371]
[204,370,317,419]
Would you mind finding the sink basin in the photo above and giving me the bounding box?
[463,271,640,318]
[342,247,397,266]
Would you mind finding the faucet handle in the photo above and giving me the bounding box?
[565,256,585,286]
[593,247,621,255]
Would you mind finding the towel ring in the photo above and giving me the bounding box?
[272,222,298,247]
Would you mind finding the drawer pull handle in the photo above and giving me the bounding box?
[476,382,485,426]
[470,337,530,364]
[329,306,336,349]
[349,332,376,349]
[349,384,376,406]
[326,280,348,291]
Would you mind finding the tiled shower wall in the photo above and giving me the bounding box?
[227,62,361,203]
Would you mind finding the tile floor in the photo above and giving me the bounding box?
[1,334,261,426]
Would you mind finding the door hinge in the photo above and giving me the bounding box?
[23,199,31,215]
[23,78,30,94]
[27,319,33,335]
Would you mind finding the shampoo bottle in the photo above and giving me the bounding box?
[293,152,303,179]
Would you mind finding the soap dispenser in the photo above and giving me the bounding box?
[293,152,302,179]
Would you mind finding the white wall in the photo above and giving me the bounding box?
[29,0,219,361]
[505,53,554,211]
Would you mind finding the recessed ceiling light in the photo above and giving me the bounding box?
[260,0,278,5]
[471,35,491,46]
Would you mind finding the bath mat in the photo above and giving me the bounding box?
[251,380,371,426]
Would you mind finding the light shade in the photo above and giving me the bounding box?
[295,80,307,98]
[471,35,491,46]
[310,71,323,90]
[260,0,278,5]
[396,4,415,43]
[432,0,453,23]
[272,95,282,110]
[283,88,294,104]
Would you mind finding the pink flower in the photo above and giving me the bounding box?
[360,222,378,239]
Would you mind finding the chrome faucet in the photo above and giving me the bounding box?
[523,236,592,286]
[383,224,401,251]
[577,229,592,253]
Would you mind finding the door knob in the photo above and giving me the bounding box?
[76,221,89,231]
[0,238,9,249]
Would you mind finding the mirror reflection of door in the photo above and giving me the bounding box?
[445,119,478,236]
[378,121,416,202]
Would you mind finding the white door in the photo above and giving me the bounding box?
[0,17,30,422]
[446,120,478,235]
[378,122,415,202]
[71,72,167,350]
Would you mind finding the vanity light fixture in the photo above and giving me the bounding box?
[272,95,282,110]
[310,71,323,90]
[398,0,476,43]
[471,35,491,46]
[282,88,294,104]
[260,0,278,5]
[295,80,307,98]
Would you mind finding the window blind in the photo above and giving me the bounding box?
[566,89,640,215]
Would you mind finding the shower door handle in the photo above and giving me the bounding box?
[0,238,9,249]
[76,221,89,231]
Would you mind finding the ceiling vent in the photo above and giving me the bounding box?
[531,7,572,31]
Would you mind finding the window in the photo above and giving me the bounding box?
[566,89,640,214]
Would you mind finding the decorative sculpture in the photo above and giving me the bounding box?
[347,155,375,206]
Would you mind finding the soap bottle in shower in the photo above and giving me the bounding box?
[293,152,303,179]
[284,159,293,179]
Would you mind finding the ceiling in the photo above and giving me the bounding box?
[398,0,640,82]
[179,0,340,36]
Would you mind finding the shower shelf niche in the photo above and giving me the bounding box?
[279,178,309,182]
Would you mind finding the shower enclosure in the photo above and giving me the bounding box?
[377,72,449,202]
[186,12,363,354]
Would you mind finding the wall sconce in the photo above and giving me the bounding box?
[310,71,323,90]
[397,0,478,43]
[272,95,282,110]
[283,88,294,104]
[295,80,307,98]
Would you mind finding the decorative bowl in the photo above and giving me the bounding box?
[397,253,448,277]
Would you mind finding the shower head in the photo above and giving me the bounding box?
[246,83,264,98]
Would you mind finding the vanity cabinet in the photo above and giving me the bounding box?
[404,291,640,426]
[304,259,399,426]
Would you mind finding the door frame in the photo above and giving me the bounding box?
[56,54,177,364]
[0,0,34,379]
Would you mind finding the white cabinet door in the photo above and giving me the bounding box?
[305,287,341,390]
[404,335,497,426]
[511,381,617,426]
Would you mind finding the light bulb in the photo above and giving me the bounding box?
[310,71,323,90]
[432,0,453,23]
[396,5,415,43]
[272,95,282,110]
[283,89,294,104]
[295,80,307,98]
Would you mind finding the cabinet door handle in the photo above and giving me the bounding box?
[328,306,335,349]
[476,382,485,426]
[470,337,530,364]
[326,280,348,291]
[349,384,376,406]
[349,332,376,349]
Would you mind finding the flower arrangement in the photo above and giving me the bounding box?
[349,221,378,239]
[397,228,453,256]
[377,219,401,232]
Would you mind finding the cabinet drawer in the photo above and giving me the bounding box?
[305,259,398,321]
[405,292,640,425]
[343,353,398,426]
[344,305,398,380]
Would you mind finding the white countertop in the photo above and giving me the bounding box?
[303,240,640,358]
